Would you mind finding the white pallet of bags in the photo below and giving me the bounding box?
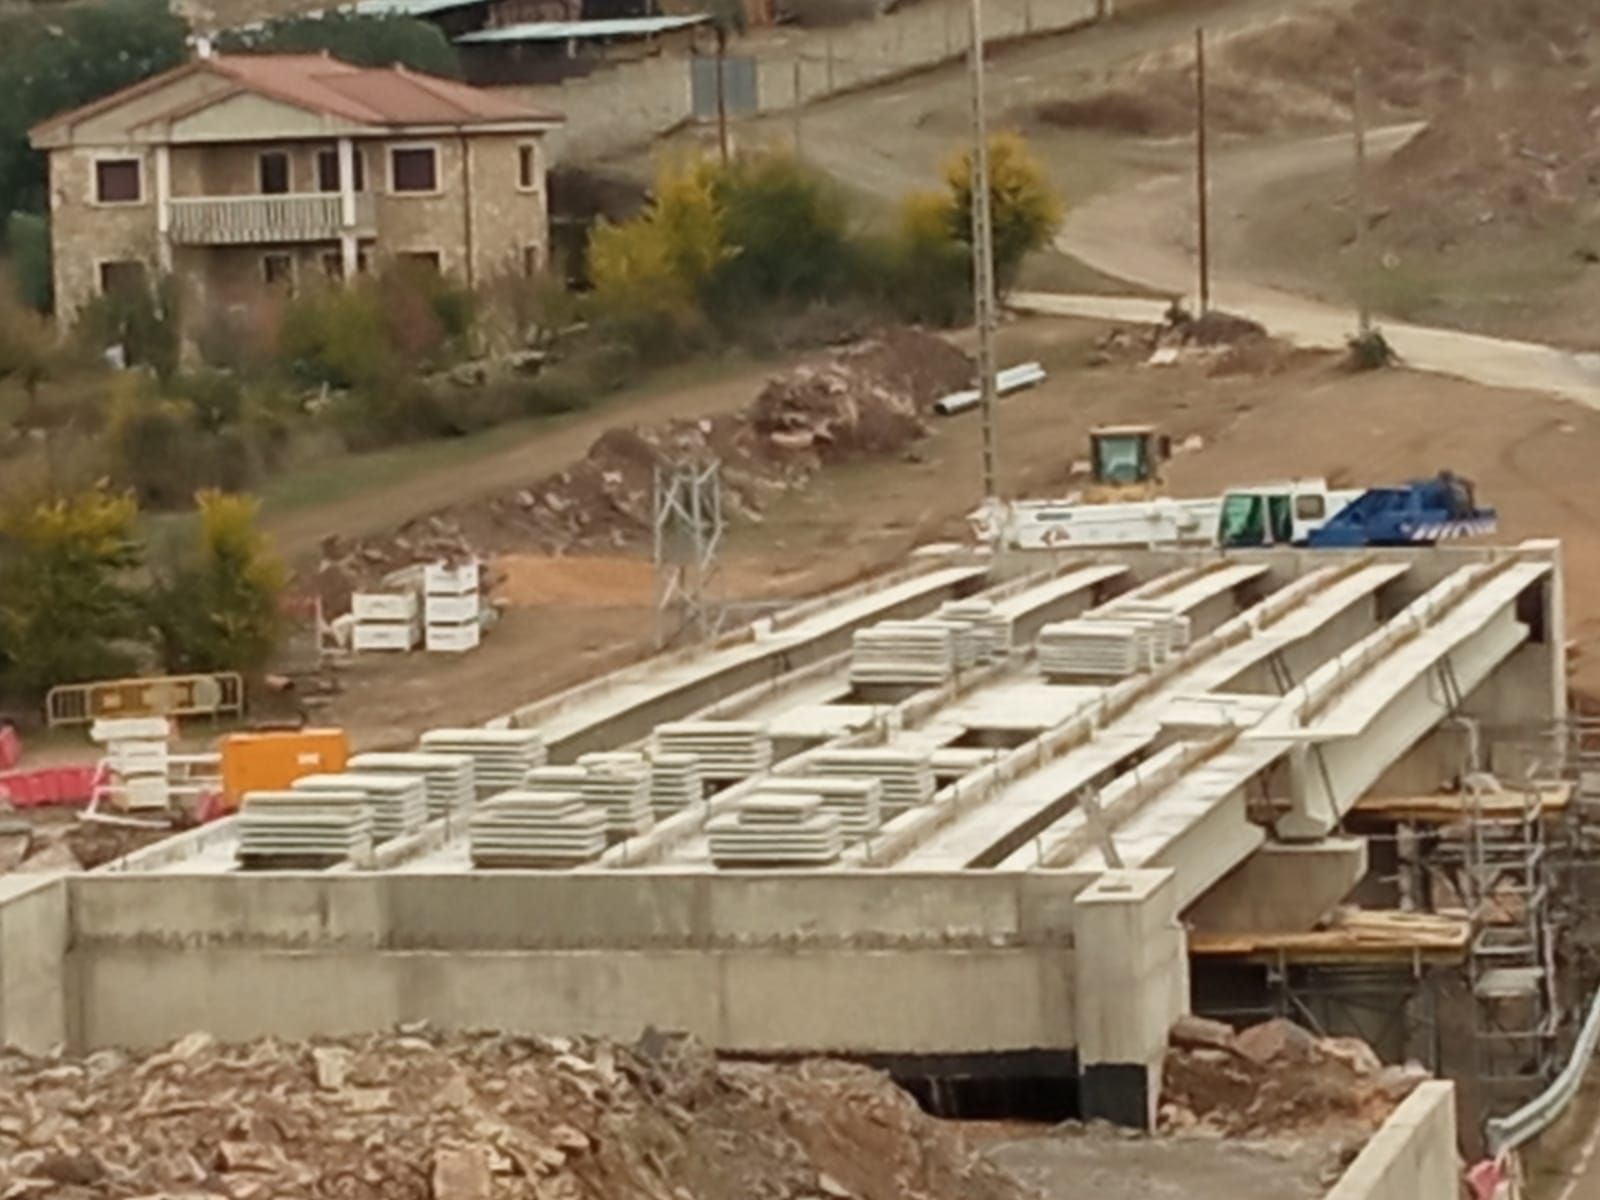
[353,621,420,653]
[1036,619,1146,679]
[755,775,882,836]
[236,789,373,867]
[937,599,1013,662]
[848,622,956,687]
[575,753,654,838]
[424,560,480,596]
[419,728,547,794]
[292,772,428,842]
[1101,600,1192,651]
[648,753,705,817]
[653,722,773,782]
[807,749,935,817]
[708,794,844,867]
[352,592,419,622]
[469,790,608,868]
[347,751,476,818]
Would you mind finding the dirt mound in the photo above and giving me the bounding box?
[315,330,972,607]
[1035,0,1596,138]
[0,1029,1024,1200]
[1162,1016,1428,1140]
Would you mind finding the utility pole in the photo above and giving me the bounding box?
[791,56,803,159]
[1352,65,1371,334]
[968,0,999,502]
[1194,26,1210,314]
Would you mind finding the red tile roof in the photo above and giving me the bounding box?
[207,53,559,126]
[31,53,561,142]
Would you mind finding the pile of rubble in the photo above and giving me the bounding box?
[0,1028,1026,1200]
[313,330,973,603]
[1160,1016,1429,1140]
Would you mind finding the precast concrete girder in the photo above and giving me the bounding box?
[1269,561,1550,840]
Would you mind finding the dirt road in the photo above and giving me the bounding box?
[1041,126,1600,407]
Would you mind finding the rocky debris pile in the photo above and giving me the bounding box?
[0,810,179,876]
[0,1027,1026,1200]
[312,330,973,604]
[1160,1016,1429,1139]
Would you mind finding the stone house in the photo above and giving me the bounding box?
[29,52,564,332]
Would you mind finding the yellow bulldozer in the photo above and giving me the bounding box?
[1082,424,1172,503]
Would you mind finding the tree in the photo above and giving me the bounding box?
[587,157,726,357]
[218,12,461,78]
[706,0,748,164]
[941,129,1064,295]
[0,488,145,698]
[707,148,857,318]
[0,0,189,221]
[150,491,287,677]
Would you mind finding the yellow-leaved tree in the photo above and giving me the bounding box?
[0,487,145,698]
[150,490,288,677]
[587,156,728,357]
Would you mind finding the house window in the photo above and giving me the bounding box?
[517,144,539,191]
[317,147,366,193]
[523,245,543,278]
[262,253,294,287]
[98,260,147,296]
[399,250,442,273]
[94,158,142,204]
[321,251,344,279]
[390,146,438,194]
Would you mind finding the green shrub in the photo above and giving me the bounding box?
[217,12,460,77]
[277,283,391,390]
[74,272,181,380]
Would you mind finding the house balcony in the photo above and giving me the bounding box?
[167,193,376,246]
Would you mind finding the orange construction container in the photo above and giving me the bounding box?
[220,728,350,812]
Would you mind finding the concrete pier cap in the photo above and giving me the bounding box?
[1072,867,1188,1130]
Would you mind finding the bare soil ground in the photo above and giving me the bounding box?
[312,313,1600,748]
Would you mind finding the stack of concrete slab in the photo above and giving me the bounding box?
[468,791,609,868]
[576,753,654,838]
[708,794,843,867]
[347,751,476,818]
[937,599,1012,662]
[524,765,591,794]
[653,722,773,782]
[848,622,956,686]
[648,753,705,817]
[236,789,373,868]
[419,728,546,795]
[807,748,935,817]
[1037,619,1146,679]
[1089,606,1177,665]
[291,772,428,842]
[755,775,882,837]
[1104,599,1192,650]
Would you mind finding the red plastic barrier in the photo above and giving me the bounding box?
[0,765,98,809]
[0,726,19,771]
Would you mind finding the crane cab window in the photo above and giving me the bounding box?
[1093,434,1146,485]
[1294,493,1326,521]
[1219,494,1266,547]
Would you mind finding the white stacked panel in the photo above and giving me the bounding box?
[420,728,546,794]
[708,794,844,867]
[653,722,773,782]
[524,765,591,794]
[1090,608,1171,666]
[1037,619,1145,679]
[648,753,705,817]
[848,622,955,687]
[1102,600,1192,651]
[424,559,482,654]
[292,772,427,842]
[347,751,476,818]
[236,788,373,866]
[469,790,609,868]
[352,591,421,654]
[937,599,1012,662]
[576,752,654,838]
[755,775,882,836]
[808,748,935,817]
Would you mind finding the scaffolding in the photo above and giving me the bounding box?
[653,459,725,648]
